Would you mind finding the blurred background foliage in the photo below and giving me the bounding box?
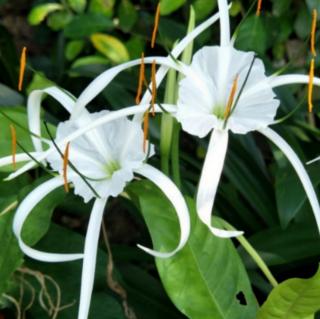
[0,0,320,318]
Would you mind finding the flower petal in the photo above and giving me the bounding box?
[28,87,76,153]
[196,129,243,237]
[134,164,190,258]
[0,152,41,168]
[13,176,83,262]
[259,127,320,234]
[6,104,177,181]
[269,74,320,88]
[78,198,107,319]
[73,58,185,119]
[217,0,231,46]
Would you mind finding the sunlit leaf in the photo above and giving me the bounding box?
[160,0,186,15]
[67,0,86,13]
[28,4,63,25]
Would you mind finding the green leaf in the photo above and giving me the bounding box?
[192,0,217,20]
[294,4,312,39]
[160,0,186,15]
[306,0,320,16]
[235,15,268,55]
[28,3,63,25]
[47,10,73,31]
[26,72,55,95]
[64,13,114,39]
[67,0,86,13]
[89,0,115,17]
[0,83,24,106]
[91,33,129,63]
[118,0,138,32]
[129,181,258,319]
[65,40,85,61]
[257,266,320,319]
[69,55,110,77]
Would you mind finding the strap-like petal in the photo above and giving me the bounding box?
[27,87,75,153]
[217,0,231,46]
[134,164,190,258]
[196,129,244,237]
[5,104,177,181]
[13,176,83,262]
[259,127,320,234]
[0,152,41,168]
[77,198,107,319]
[269,74,320,88]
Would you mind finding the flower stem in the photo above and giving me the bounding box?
[171,122,181,188]
[219,218,278,288]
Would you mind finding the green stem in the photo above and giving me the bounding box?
[219,219,278,288]
[171,121,181,188]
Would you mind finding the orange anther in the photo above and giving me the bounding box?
[143,112,149,153]
[135,52,145,105]
[10,124,17,170]
[151,60,157,116]
[224,75,239,119]
[18,46,27,92]
[256,0,262,16]
[63,142,71,192]
[308,58,315,113]
[151,3,161,48]
[311,9,317,57]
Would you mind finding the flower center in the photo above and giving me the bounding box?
[104,160,121,178]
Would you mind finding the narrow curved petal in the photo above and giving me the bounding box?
[259,127,320,234]
[72,58,185,119]
[78,198,107,319]
[5,104,177,181]
[134,164,190,258]
[0,153,41,168]
[28,87,75,153]
[217,0,231,46]
[13,176,83,262]
[269,74,320,89]
[196,130,243,237]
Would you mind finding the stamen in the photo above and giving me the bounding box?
[18,46,27,92]
[224,75,239,119]
[63,142,70,193]
[135,52,145,105]
[311,9,317,57]
[10,124,17,170]
[143,111,149,153]
[151,60,157,116]
[151,3,161,48]
[256,0,262,16]
[308,58,315,113]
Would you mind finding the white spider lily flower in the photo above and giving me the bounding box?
[174,0,320,238]
[10,107,190,319]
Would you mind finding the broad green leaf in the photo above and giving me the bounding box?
[64,13,114,39]
[91,33,129,63]
[0,83,24,106]
[235,15,268,55]
[65,40,85,61]
[257,266,320,319]
[126,36,145,59]
[272,0,292,16]
[306,0,320,16]
[67,0,86,13]
[28,4,63,25]
[160,0,186,15]
[20,177,66,246]
[0,200,23,296]
[118,0,138,32]
[192,0,217,20]
[129,181,258,319]
[89,0,115,17]
[69,55,109,77]
[26,72,55,94]
[294,4,312,39]
[47,10,73,31]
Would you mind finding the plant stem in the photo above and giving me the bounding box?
[219,219,278,288]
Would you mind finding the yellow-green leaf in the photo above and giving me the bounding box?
[90,33,129,63]
[67,0,86,13]
[28,3,63,25]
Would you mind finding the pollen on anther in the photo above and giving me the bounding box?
[10,124,17,170]
[308,58,315,113]
[63,142,71,192]
[311,9,317,57]
[135,52,145,105]
[224,75,239,119]
[143,111,149,153]
[151,3,161,48]
[18,46,27,92]
[256,0,262,16]
[151,60,157,116]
